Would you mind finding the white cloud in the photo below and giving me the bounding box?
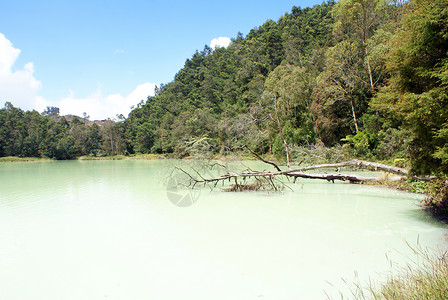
[36,82,157,120]
[0,32,156,120]
[0,33,42,111]
[210,37,231,49]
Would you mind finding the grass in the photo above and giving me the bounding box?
[394,178,448,220]
[344,244,448,300]
[77,154,128,160]
[375,248,448,299]
[77,153,166,160]
[0,156,52,162]
[0,153,167,162]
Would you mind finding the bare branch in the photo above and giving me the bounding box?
[288,160,409,176]
[289,172,403,183]
[241,144,281,171]
[172,159,410,191]
[272,94,291,169]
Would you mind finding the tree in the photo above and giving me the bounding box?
[332,0,394,90]
[22,110,49,157]
[85,123,102,155]
[264,64,315,124]
[374,0,448,175]
[41,106,60,120]
[312,40,368,145]
[134,122,155,154]
[261,64,320,164]
[121,2,336,157]
[0,102,26,156]
[101,120,126,156]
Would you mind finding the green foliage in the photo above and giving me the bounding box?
[374,0,448,175]
[0,102,128,159]
[272,134,286,159]
[375,127,411,159]
[289,142,353,165]
[360,244,448,299]
[2,0,446,179]
[124,1,336,157]
[342,130,377,157]
[422,178,448,216]
[312,40,368,143]
[134,123,155,154]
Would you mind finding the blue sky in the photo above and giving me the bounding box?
[0,0,325,119]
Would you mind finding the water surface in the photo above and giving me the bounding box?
[0,160,447,299]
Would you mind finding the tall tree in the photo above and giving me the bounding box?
[332,0,393,90]
[374,0,448,175]
[312,40,367,144]
[264,64,317,147]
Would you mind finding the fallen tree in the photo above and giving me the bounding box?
[288,172,403,184]
[288,160,409,176]
[174,148,411,191]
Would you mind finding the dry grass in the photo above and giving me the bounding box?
[0,156,52,162]
[346,244,448,299]
[223,183,259,192]
[77,153,166,160]
[372,249,448,299]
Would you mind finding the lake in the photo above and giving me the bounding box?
[0,160,447,299]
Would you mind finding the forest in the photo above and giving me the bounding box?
[1,0,447,178]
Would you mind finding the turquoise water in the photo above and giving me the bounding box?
[0,160,447,299]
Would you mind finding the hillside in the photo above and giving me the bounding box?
[1,0,447,177]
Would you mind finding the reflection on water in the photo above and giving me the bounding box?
[0,160,447,299]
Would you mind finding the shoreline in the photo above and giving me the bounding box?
[0,154,166,162]
[0,153,258,162]
[1,154,443,216]
[0,156,54,162]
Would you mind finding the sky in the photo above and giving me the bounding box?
[0,0,324,120]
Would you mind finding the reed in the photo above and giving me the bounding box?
[0,156,51,162]
[349,244,448,299]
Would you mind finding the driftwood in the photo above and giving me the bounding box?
[175,157,409,192]
[289,172,403,183]
[171,143,414,191]
[288,160,409,176]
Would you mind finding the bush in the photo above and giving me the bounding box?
[375,128,412,160]
[422,178,448,217]
[342,131,377,158]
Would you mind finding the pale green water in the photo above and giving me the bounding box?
[0,160,447,300]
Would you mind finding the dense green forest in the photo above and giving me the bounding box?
[1,0,447,176]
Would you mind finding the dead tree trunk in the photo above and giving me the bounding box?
[289,172,403,183]
[271,94,291,169]
[288,160,409,176]
[175,157,411,192]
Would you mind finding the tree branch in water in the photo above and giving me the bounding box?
[172,155,412,192]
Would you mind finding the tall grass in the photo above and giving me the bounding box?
[0,156,52,162]
[349,244,448,299]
